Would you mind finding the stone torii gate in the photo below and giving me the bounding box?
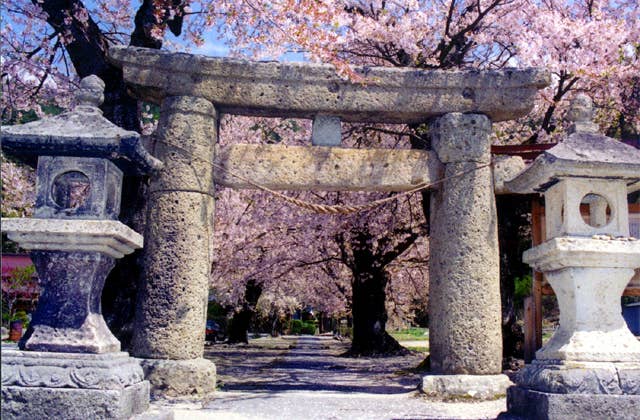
[108,46,549,396]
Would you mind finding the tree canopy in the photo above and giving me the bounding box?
[2,0,638,354]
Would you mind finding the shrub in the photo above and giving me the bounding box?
[301,322,316,335]
[289,319,316,335]
[289,319,303,335]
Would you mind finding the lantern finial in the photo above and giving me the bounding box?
[75,75,105,108]
[567,93,598,134]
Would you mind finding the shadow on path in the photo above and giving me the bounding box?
[152,335,507,419]
[205,335,425,394]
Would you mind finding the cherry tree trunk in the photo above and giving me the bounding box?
[349,269,404,356]
[227,280,263,344]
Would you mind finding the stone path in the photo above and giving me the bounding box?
[149,335,506,419]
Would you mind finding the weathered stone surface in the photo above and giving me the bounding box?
[566,94,600,135]
[132,96,216,361]
[523,237,640,363]
[214,143,440,192]
[1,380,149,420]
[311,115,341,146]
[431,113,492,163]
[1,218,143,259]
[108,46,549,123]
[132,408,176,420]
[138,358,216,397]
[0,76,162,175]
[517,361,640,395]
[542,179,629,239]
[493,155,526,194]
[524,236,640,272]
[619,366,640,394]
[428,113,502,375]
[33,156,123,220]
[1,350,145,389]
[533,268,639,362]
[17,251,120,353]
[502,386,640,420]
[421,374,512,400]
[505,94,640,418]
[1,349,149,419]
[505,133,640,194]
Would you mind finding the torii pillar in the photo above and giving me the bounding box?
[423,113,511,398]
[132,96,218,396]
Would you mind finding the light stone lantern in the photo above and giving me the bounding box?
[0,76,162,419]
[501,94,640,419]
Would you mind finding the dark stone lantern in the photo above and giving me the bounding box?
[1,75,161,353]
[0,75,161,418]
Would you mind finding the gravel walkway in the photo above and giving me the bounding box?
[150,335,506,419]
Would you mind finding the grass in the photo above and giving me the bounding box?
[389,327,428,342]
[405,346,429,353]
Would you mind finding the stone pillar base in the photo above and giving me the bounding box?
[516,360,640,394]
[138,358,216,397]
[1,349,149,419]
[1,382,149,420]
[500,386,640,420]
[420,374,512,400]
[500,361,640,419]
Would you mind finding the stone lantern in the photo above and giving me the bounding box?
[502,94,640,418]
[1,76,162,419]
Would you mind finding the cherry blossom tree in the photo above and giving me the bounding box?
[210,115,428,353]
[2,0,638,356]
[1,155,35,219]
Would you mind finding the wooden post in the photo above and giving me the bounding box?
[533,273,543,350]
[531,197,545,351]
[524,297,536,363]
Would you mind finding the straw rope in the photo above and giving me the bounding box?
[151,138,492,215]
[210,160,492,215]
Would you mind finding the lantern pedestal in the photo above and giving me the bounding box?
[505,384,640,420]
[2,218,142,354]
[523,236,640,363]
[1,349,149,420]
[0,218,149,419]
[500,237,640,418]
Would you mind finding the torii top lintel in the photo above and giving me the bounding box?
[108,46,550,124]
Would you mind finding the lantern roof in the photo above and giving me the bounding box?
[0,75,162,175]
[506,94,640,194]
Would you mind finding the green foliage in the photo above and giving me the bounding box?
[140,102,161,127]
[289,319,303,334]
[2,234,22,253]
[389,327,428,342]
[7,265,36,287]
[207,300,226,318]
[1,103,64,125]
[514,274,533,305]
[12,310,29,325]
[288,319,317,335]
[301,321,317,335]
[399,327,427,337]
[404,346,429,353]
